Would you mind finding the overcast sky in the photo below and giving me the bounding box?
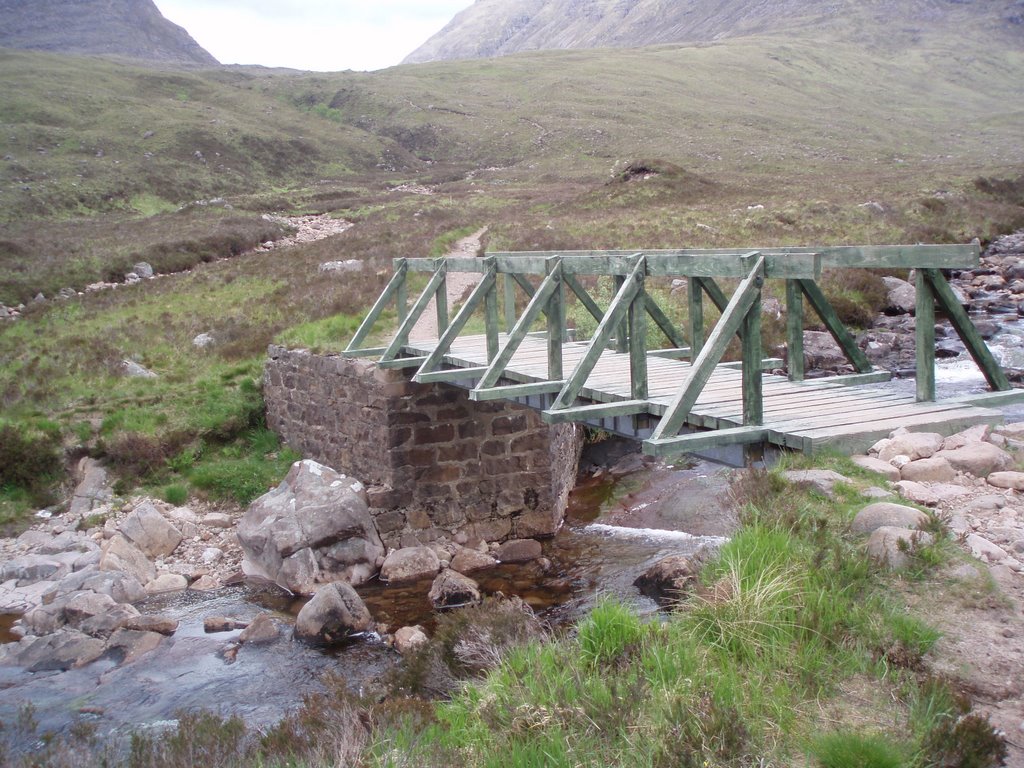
[154,1,471,72]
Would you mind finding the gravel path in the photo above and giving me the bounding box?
[410,227,488,341]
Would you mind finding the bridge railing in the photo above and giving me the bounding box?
[344,243,1009,454]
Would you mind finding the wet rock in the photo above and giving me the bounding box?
[121,614,178,636]
[934,443,1012,477]
[204,616,248,633]
[449,547,498,574]
[495,538,542,563]
[988,471,1024,491]
[866,526,935,570]
[634,554,705,606]
[238,613,279,644]
[99,535,156,585]
[1,554,71,585]
[851,502,930,534]
[189,574,221,591]
[394,625,429,654]
[79,603,141,638]
[428,570,482,609]
[380,546,441,583]
[782,469,852,498]
[3,629,106,671]
[851,455,901,482]
[145,573,188,595]
[294,582,373,644]
[238,459,384,594]
[105,628,163,664]
[119,501,182,558]
[900,456,956,483]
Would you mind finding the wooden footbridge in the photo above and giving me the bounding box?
[344,245,1021,457]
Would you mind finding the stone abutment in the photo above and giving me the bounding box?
[264,346,584,548]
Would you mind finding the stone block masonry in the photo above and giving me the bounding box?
[264,346,584,549]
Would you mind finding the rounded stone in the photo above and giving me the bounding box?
[852,503,930,535]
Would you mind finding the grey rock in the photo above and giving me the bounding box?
[99,535,156,585]
[634,553,705,606]
[866,526,935,570]
[495,538,543,563]
[782,469,852,498]
[4,629,106,671]
[132,262,154,279]
[428,569,482,609]
[860,486,894,500]
[120,359,158,379]
[192,332,215,348]
[852,502,930,534]
[201,512,233,528]
[394,625,429,654]
[238,460,384,594]
[238,613,279,644]
[45,569,146,605]
[79,603,141,638]
[449,547,499,574]
[1,554,69,585]
[933,443,1013,478]
[68,457,112,519]
[876,431,944,462]
[988,471,1024,491]
[119,614,178,636]
[899,456,956,483]
[104,628,163,664]
[294,582,373,644]
[881,276,915,314]
[380,546,441,583]
[851,455,900,482]
[119,501,182,558]
[145,573,188,594]
[966,534,1010,563]
[318,260,363,274]
[941,424,991,450]
[894,480,940,506]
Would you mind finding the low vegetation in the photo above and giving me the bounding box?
[2,459,1008,767]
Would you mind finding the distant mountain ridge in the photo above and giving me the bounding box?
[0,0,218,66]
[404,0,1024,63]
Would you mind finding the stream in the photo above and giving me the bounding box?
[0,455,732,753]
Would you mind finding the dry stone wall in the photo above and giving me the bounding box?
[264,346,584,548]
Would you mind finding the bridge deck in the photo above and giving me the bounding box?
[403,334,1002,453]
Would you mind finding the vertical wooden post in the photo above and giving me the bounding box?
[785,278,804,381]
[503,272,516,333]
[546,257,563,381]
[742,288,763,425]
[688,278,704,363]
[614,275,628,352]
[434,260,448,334]
[484,257,499,362]
[915,270,935,402]
[628,258,648,400]
[395,258,408,326]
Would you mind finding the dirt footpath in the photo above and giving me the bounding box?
[410,227,488,341]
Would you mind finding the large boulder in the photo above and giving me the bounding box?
[866,527,935,570]
[634,553,705,606]
[428,570,482,609]
[294,582,373,644]
[119,501,182,558]
[238,460,384,594]
[875,431,944,463]
[899,456,955,483]
[380,547,441,583]
[850,455,900,482]
[99,535,156,585]
[851,502,930,535]
[934,443,1013,478]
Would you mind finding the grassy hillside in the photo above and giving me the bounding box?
[0,35,1022,523]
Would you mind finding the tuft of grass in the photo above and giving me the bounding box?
[576,596,645,666]
[809,731,908,768]
[162,483,188,506]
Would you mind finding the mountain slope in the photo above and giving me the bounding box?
[0,0,217,65]
[404,0,1024,63]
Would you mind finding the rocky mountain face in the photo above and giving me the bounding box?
[404,0,1024,63]
[0,0,218,66]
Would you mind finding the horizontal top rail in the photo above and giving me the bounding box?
[396,243,980,280]
[399,251,821,279]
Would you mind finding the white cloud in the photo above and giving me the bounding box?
[155,0,470,71]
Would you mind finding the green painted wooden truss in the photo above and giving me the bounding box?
[345,243,1011,456]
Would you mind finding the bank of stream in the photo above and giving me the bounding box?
[0,455,732,753]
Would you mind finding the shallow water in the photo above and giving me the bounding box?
[0,457,732,753]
